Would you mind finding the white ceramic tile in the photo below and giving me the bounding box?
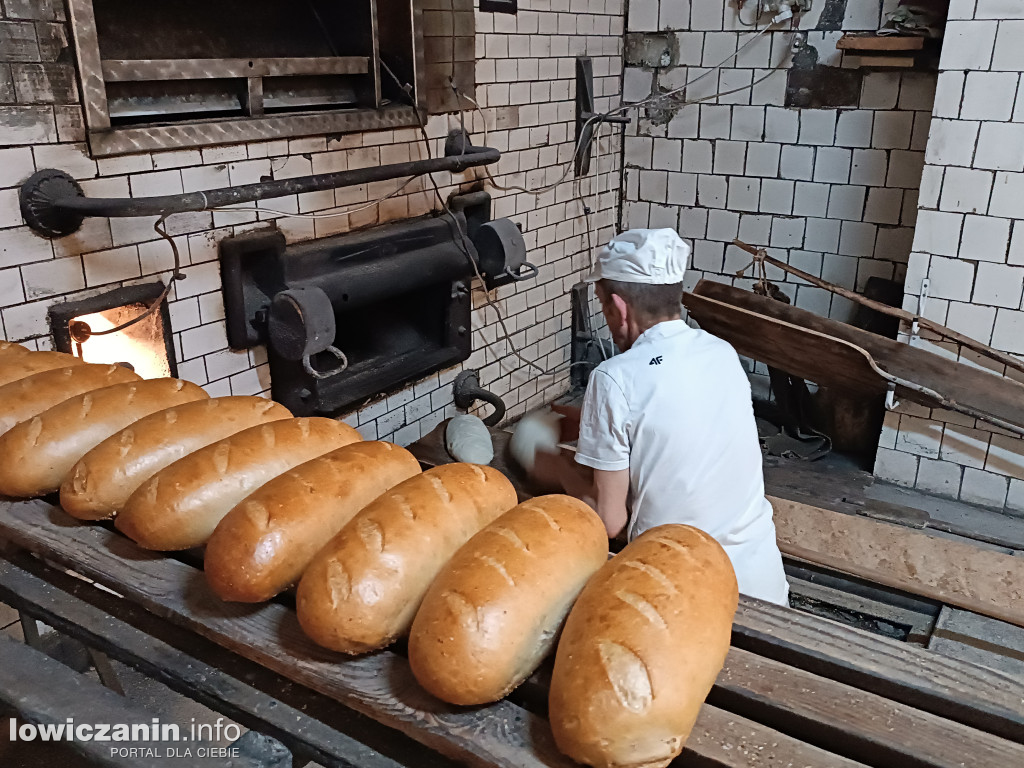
[792,182,829,218]
[871,111,914,150]
[960,72,1019,120]
[835,111,874,149]
[759,179,794,215]
[938,167,993,214]
[931,71,965,119]
[959,214,1012,262]
[974,122,1024,172]
[746,142,781,177]
[940,20,998,71]
[826,185,866,221]
[924,119,979,168]
[798,109,837,146]
[992,20,1024,71]
[850,149,888,186]
[992,309,1024,353]
[813,147,852,184]
[780,145,814,180]
[864,188,904,225]
[960,467,1009,508]
[988,171,1024,219]
[928,254,976,302]
[713,140,746,175]
[973,262,1024,307]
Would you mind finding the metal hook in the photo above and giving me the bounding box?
[302,345,349,380]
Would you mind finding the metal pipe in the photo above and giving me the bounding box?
[19,133,499,237]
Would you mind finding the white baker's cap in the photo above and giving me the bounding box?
[585,228,691,284]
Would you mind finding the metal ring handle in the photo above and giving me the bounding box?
[504,261,539,282]
[302,345,349,380]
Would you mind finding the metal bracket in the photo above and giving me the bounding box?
[575,57,629,177]
[19,169,86,237]
[885,381,900,411]
[910,278,929,348]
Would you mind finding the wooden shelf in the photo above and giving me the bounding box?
[837,33,926,52]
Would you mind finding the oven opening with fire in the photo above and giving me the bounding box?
[1,0,1023,766]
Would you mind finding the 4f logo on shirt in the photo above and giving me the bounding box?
[649,356,663,365]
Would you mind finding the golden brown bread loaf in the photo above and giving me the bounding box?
[548,524,738,768]
[115,417,361,550]
[0,341,29,358]
[205,441,422,602]
[0,378,208,498]
[61,396,292,521]
[0,350,85,388]
[0,364,141,439]
[296,463,517,654]
[408,495,608,705]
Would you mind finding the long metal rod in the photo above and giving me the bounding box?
[52,147,499,219]
[732,238,1024,377]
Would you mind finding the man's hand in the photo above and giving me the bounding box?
[550,404,581,443]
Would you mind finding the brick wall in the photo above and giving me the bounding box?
[874,0,1024,514]
[620,0,935,387]
[0,0,624,446]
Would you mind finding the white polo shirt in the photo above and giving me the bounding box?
[575,319,790,605]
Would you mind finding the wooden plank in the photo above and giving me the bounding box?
[0,501,863,768]
[837,34,925,51]
[684,281,1024,436]
[100,57,369,81]
[0,635,275,768]
[733,598,1024,745]
[0,555,412,768]
[712,646,1024,768]
[770,495,1024,629]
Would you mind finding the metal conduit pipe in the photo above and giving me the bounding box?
[19,130,499,238]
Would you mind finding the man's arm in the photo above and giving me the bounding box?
[530,449,629,538]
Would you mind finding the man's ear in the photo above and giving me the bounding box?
[609,292,629,331]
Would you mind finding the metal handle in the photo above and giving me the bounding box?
[302,345,349,380]
[504,262,539,282]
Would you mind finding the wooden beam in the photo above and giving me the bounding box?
[837,34,926,51]
[769,495,1024,629]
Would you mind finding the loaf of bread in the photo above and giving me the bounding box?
[409,495,607,705]
[296,463,517,654]
[0,341,29,358]
[548,525,738,768]
[61,396,292,521]
[115,417,361,550]
[0,350,85,388]
[205,441,422,603]
[0,379,208,498]
[0,364,141,439]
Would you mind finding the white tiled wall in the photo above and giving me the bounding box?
[0,0,624,445]
[620,0,934,369]
[875,1,1024,514]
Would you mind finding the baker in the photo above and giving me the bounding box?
[521,228,789,606]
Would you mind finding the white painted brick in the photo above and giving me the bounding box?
[0,188,20,229]
[175,357,207,385]
[628,0,659,30]
[737,215,771,246]
[692,240,724,271]
[794,285,831,315]
[975,123,1024,172]
[792,182,829,218]
[204,348,251,382]
[918,165,943,208]
[938,167,993,214]
[916,457,963,498]
[835,111,873,148]
[21,256,84,300]
[992,20,1024,71]
[667,173,697,205]
[706,209,740,241]
[961,72,1019,121]
[805,218,841,253]
[940,423,991,469]
[33,143,97,181]
[681,140,713,173]
[989,171,1024,219]
[0,266,24,308]
[651,137,682,171]
[946,302,997,343]
[2,300,50,341]
[871,112,914,150]
[780,145,814,180]
[660,0,691,29]
[764,107,799,143]
[813,148,851,184]
[976,0,1024,19]
[850,149,888,187]
[925,120,979,168]
[675,32,705,64]
[864,188,904,225]
[932,71,965,120]
[987,433,1024,480]
[82,246,141,286]
[798,110,837,146]
[179,322,228,361]
[700,105,732,139]
[838,221,877,258]
[991,309,1024,354]
[770,217,804,248]
[726,178,760,212]
[731,106,764,142]
[940,21,998,71]
[895,414,943,459]
[690,0,723,30]
[713,141,746,175]
[844,0,880,28]
[945,0,975,19]
[667,106,699,139]
[131,170,184,197]
[974,262,1024,308]
[0,227,53,268]
[959,214,1011,262]
[168,298,201,333]
[759,179,794,215]
[0,147,35,189]
[826,186,866,221]
[697,175,727,207]
[960,467,1009,508]
[746,142,780,177]
[622,68,653,102]
[861,72,901,110]
[1009,223,1024,266]
[928,254,975,301]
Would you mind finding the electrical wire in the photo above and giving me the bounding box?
[736,0,762,28]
